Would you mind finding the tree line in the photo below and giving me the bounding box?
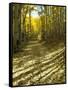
[11,4,66,52]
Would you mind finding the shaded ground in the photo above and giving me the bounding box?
[13,41,66,86]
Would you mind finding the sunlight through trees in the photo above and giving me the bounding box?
[10,3,66,86]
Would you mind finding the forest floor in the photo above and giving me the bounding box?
[13,40,66,86]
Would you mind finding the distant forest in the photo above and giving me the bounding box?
[11,4,66,52]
